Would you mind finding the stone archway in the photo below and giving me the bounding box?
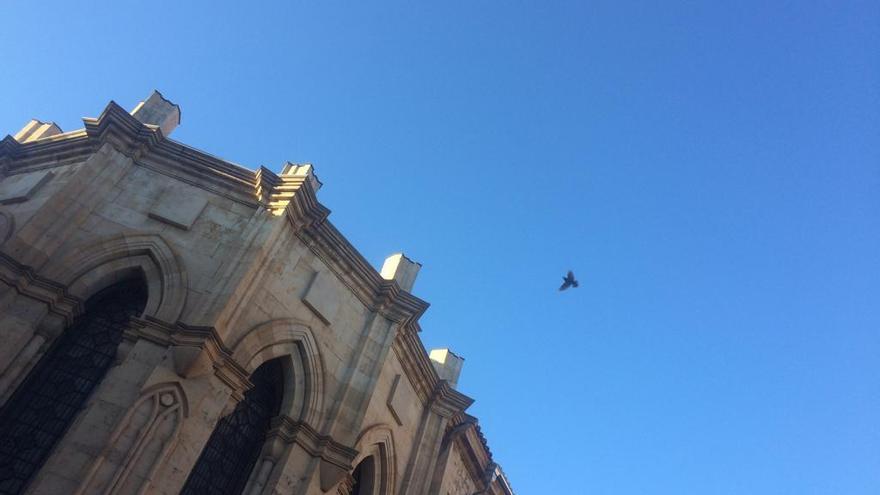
[231,319,325,424]
[43,232,188,323]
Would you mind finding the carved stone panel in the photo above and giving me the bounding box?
[148,186,207,230]
[302,271,341,325]
[0,171,53,204]
[387,374,416,427]
[77,384,186,495]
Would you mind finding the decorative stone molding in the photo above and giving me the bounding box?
[265,415,359,492]
[1,96,471,461]
[0,129,93,176]
[231,319,326,425]
[429,381,474,419]
[273,162,330,230]
[0,108,457,461]
[4,98,431,333]
[0,93,515,495]
[255,166,282,205]
[138,139,258,209]
[43,233,188,324]
[353,424,398,495]
[392,323,466,407]
[76,382,188,495]
[435,414,515,495]
[0,134,22,166]
[0,134,21,153]
[127,318,253,403]
[299,221,430,326]
[0,251,82,326]
[84,101,167,159]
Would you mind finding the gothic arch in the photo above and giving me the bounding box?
[352,424,397,495]
[231,319,325,425]
[181,360,283,495]
[0,279,149,494]
[42,233,187,323]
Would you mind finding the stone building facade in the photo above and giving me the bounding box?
[0,92,514,495]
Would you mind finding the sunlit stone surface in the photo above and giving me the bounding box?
[0,91,513,495]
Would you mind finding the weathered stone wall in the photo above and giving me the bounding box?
[436,443,477,495]
[0,94,511,495]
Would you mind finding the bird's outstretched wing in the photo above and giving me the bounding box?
[559,270,578,291]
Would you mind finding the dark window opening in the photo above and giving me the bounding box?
[180,358,284,495]
[0,279,148,495]
[351,455,376,495]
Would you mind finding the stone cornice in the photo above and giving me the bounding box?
[271,415,359,465]
[83,101,166,158]
[143,137,259,207]
[1,97,514,491]
[445,415,503,495]
[456,413,493,459]
[446,414,514,495]
[0,101,258,209]
[255,166,281,204]
[87,101,259,207]
[0,131,93,174]
[270,164,431,328]
[494,468,516,495]
[392,324,446,403]
[129,317,252,402]
[277,172,331,230]
[431,381,475,417]
[0,251,82,326]
[2,101,451,429]
[0,135,21,172]
[270,415,360,491]
[445,417,486,489]
[2,101,430,329]
[299,222,429,324]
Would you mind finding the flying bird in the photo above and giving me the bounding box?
[559,270,579,291]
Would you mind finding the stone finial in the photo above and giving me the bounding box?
[14,119,62,143]
[429,348,464,388]
[281,162,322,191]
[131,90,181,136]
[380,253,421,292]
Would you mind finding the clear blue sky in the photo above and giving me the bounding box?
[2,1,878,493]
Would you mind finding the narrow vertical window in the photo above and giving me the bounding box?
[0,279,148,495]
[181,358,283,495]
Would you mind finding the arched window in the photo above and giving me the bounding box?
[181,358,283,495]
[0,279,148,495]
[351,456,377,495]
